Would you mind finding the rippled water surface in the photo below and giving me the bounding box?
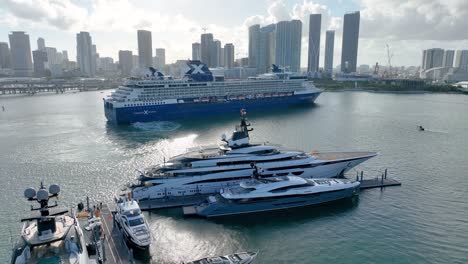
[1,91,467,263]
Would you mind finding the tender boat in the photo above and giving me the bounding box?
[114,196,152,250]
[185,251,258,264]
[11,183,97,264]
[127,111,376,205]
[183,176,360,218]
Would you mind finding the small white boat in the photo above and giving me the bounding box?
[114,196,152,250]
[185,251,258,264]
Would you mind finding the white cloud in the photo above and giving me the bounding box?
[1,0,467,66]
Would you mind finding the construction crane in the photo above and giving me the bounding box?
[386,44,394,77]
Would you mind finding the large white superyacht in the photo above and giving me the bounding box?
[127,111,377,204]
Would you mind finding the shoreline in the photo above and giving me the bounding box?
[321,88,466,95]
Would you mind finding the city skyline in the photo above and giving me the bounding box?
[1,0,467,68]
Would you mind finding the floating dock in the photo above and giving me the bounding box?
[353,169,401,190]
[77,202,136,264]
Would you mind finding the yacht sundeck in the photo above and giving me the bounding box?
[11,183,97,264]
[183,176,360,218]
[127,111,376,205]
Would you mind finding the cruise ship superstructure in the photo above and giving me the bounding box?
[104,61,322,124]
[128,113,377,204]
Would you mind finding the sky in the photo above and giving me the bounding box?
[1,0,468,68]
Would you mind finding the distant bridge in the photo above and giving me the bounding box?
[0,79,121,95]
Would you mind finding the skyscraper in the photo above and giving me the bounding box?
[248,24,260,68]
[201,33,213,66]
[307,14,321,73]
[44,47,60,69]
[119,50,133,76]
[192,42,201,60]
[76,31,95,76]
[220,47,225,67]
[454,50,468,70]
[211,40,221,67]
[137,30,153,68]
[0,42,11,68]
[324,30,335,74]
[8,31,33,76]
[37,37,45,50]
[257,24,276,73]
[422,48,444,70]
[32,50,47,77]
[275,20,302,73]
[442,50,454,68]
[224,43,235,69]
[155,48,166,67]
[61,50,68,61]
[341,11,360,73]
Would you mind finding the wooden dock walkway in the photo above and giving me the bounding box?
[77,202,135,263]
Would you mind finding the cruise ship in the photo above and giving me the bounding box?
[127,112,377,204]
[104,61,322,124]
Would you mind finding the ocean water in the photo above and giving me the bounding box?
[1,91,467,263]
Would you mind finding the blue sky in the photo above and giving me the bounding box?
[0,0,467,67]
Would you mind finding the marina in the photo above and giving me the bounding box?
[2,91,468,263]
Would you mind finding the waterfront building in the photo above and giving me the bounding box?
[155,48,166,68]
[248,24,260,68]
[192,43,201,60]
[137,30,153,68]
[454,50,468,70]
[0,42,11,68]
[119,50,133,76]
[341,12,360,73]
[324,30,335,75]
[201,33,213,67]
[8,31,33,76]
[76,31,96,77]
[275,20,302,73]
[307,14,321,74]
[422,48,444,70]
[443,50,454,68]
[32,50,47,77]
[224,43,235,69]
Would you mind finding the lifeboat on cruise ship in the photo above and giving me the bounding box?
[264,93,272,98]
[228,95,238,100]
[256,93,264,98]
[238,95,246,100]
[200,97,210,102]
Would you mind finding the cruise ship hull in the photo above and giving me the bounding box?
[185,184,360,218]
[105,92,321,124]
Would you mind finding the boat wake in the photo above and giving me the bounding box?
[132,121,181,132]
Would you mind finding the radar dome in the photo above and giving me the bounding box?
[24,187,36,199]
[221,133,227,140]
[36,189,49,201]
[49,184,60,195]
